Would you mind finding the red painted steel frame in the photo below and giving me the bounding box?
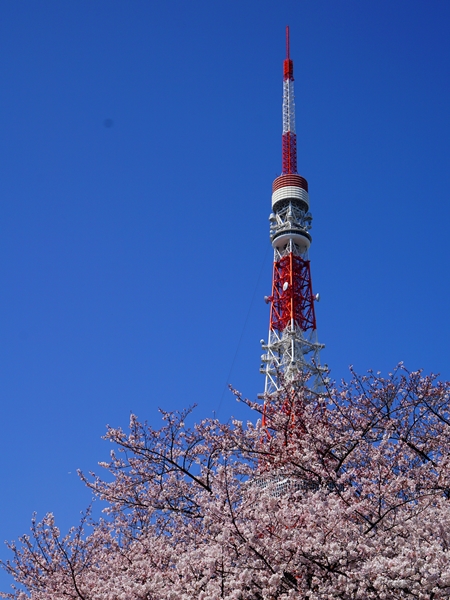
[283,58,294,81]
[269,252,317,333]
[282,132,297,175]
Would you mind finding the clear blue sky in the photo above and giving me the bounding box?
[1,0,449,590]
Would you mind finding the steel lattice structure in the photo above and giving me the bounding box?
[260,27,325,395]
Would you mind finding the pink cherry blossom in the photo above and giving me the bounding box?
[2,366,450,598]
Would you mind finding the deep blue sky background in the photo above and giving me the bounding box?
[1,0,449,590]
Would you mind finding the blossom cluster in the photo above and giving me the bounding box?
[2,367,450,598]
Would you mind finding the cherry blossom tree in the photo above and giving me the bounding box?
[3,366,450,599]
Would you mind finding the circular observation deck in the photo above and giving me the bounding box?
[272,174,309,213]
[271,227,311,251]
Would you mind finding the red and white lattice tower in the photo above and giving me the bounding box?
[260,27,325,395]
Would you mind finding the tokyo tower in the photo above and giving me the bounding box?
[260,27,325,395]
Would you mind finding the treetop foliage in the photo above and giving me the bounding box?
[2,366,450,599]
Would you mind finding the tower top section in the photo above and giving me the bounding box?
[260,28,324,396]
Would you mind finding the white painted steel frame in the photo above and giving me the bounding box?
[282,79,296,134]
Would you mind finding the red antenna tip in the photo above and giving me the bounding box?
[283,26,293,81]
[286,25,290,60]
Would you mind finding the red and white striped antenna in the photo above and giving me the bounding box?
[282,26,297,175]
